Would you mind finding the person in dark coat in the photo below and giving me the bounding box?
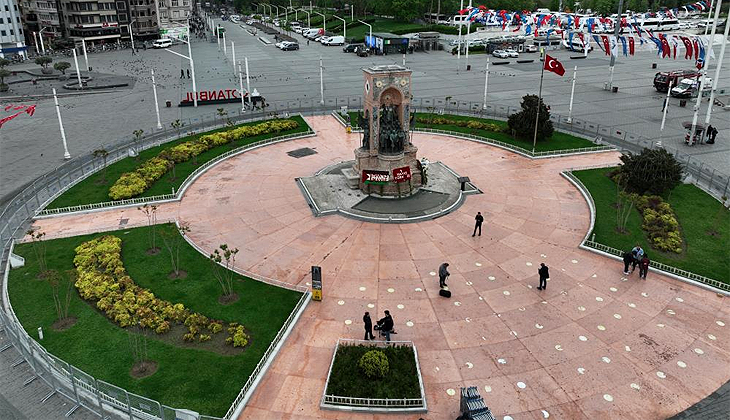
[537,263,549,290]
[377,310,394,342]
[438,262,450,288]
[472,212,484,237]
[631,245,643,273]
[363,311,374,340]
[180,69,185,78]
[639,254,650,280]
[623,250,633,275]
[187,69,191,79]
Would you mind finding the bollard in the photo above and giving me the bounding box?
[652,63,657,69]
[38,327,44,340]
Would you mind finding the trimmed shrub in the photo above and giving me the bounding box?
[358,349,390,379]
[108,119,300,200]
[225,323,249,348]
[618,148,683,195]
[507,94,553,141]
[634,195,683,253]
[416,116,503,133]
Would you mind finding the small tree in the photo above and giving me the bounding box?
[53,61,71,74]
[132,129,144,160]
[35,56,53,70]
[507,94,554,141]
[171,119,184,139]
[614,172,635,234]
[45,269,75,323]
[160,223,190,279]
[209,244,239,301]
[0,68,10,91]
[0,58,9,68]
[25,229,48,274]
[618,148,683,195]
[92,148,110,183]
[216,107,229,125]
[138,204,159,254]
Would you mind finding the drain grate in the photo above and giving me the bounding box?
[287,147,318,158]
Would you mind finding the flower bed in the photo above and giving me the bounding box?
[109,119,300,200]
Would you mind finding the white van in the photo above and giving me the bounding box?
[323,35,345,46]
[303,28,321,38]
[152,38,173,48]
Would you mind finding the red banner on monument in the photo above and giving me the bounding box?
[392,166,411,183]
[362,170,389,184]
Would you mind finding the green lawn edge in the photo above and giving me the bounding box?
[344,111,598,152]
[325,344,421,400]
[46,116,310,210]
[573,167,730,283]
[8,224,303,416]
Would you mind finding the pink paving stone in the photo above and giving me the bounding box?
[30,115,730,420]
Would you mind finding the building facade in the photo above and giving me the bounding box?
[155,0,190,29]
[0,0,27,58]
[60,0,121,43]
[18,0,62,53]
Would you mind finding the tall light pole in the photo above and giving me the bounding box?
[52,88,71,160]
[238,62,246,112]
[315,11,326,32]
[32,31,39,54]
[690,0,722,141]
[165,23,198,107]
[223,31,227,55]
[81,39,89,71]
[606,0,623,90]
[272,4,280,19]
[72,49,82,89]
[351,4,353,20]
[465,0,472,70]
[333,15,346,39]
[38,26,48,54]
[567,66,578,124]
[299,9,311,27]
[128,19,136,51]
[358,20,372,49]
[231,41,236,72]
[245,57,251,96]
[704,12,729,125]
[482,58,489,110]
[151,69,162,129]
[319,55,324,105]
[457,0,463,71]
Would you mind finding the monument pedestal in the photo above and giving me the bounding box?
[353,145,422,196]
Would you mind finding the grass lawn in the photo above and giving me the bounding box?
[46,116,310,210]
[301,16,460,41]
[573,167,730,283]
[325,344,421,399]
[345,112,598,153]
[9,224,303,416]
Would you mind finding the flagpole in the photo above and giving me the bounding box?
[690,0,722,143]
[607,0,624,90]
[465,0,472,70]
[660,79,673,132]
[704,11,729,123]
[567,65,577,124]
[482,58,489,110]
[533,50,546,154]
[457,0,463,71]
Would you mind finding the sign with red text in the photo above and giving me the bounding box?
[392,166,411,183]
[180,88,252,107]
[362,170,389,185]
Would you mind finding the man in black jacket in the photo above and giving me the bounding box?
[472,212,484,237]
[363,311,374,340]
[537,263,549,290]
[439,262,450,288]
[378,310,394,342]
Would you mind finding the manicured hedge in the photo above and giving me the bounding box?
[109,119,299,200]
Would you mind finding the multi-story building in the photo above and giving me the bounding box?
[0,0,27,58]
[60,0,121,44]
[155,0,190,29]
[18,0,62,52]
[126,0,157,39]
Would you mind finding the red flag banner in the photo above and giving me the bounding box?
[543,54,565,76]
[628,37,635,55]
[680,36,693,59]
[601,35,611,56]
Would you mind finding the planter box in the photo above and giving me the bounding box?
[320,339,427,413]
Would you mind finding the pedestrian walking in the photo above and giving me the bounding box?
[661,97,668,112]
[438,262,450,288]
[363,311,374,340]
[639,254,650,280]
[472,212,484,237]
[706,124,714,143]
[307,39,310,46]
[377,310,394,342]
[622,250,634,275]
[537,263,549,290]
[631,244,643,273]
[187,69,191,79]
[180,69,185,78]
[708,126,718,144]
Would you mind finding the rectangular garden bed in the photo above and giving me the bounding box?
[321,339,426,413]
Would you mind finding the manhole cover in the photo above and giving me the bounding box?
[119,218,129,226]
[287,147,317,158]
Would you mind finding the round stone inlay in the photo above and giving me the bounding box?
[406,321,414,327]
[516,381,526,389]
[604,394,614,402]
[657,371,666,379]
[597,325,606,331]
[446,388,456,396]
[344,319,352,325]
[630,383,641,390]
[337,300,345,305]
[579,335,588,342]
[677,361,687,368]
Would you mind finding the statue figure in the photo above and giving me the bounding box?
[378,104,405,154]
[358,110,370,149]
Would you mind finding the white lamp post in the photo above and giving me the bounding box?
[358,20,372,49]
[315,11,326,32]
[151,69,162,129]
[72,49,83,89]
[38,27,48,54]
[333,15,346,39]
[299,9,311,28]
[231,41,236,71]
[567,66,578,124]
[238,62,246,112]
[482,58,489,110]
[319,55,324,105]
[704,13,729,125]
[223,31,227,55]
[245,56,251,95]
[81,39,89,71]
[52,88,71,160]
[165,22,198,107]
[32,31,39,54]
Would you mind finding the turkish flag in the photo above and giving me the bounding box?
[544,54,565,76]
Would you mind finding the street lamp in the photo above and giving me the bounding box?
[333,15,346,40]
[164,23,198,107]
[128,19,137,52]
[358,20,372,49]
[272,4,280,19]
[314,11,326,32]
[299,9,310,27]
[37,26,49,54]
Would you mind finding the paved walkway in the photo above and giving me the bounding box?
[31,116,730,420]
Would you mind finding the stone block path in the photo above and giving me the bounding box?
[30,116,730,420]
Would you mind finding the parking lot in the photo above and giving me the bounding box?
[1,18,728,200]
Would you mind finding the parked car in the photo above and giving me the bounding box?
[323,35,345,46]
[505,49,519,58]
[343,43,363,52]
[492,49,509,58]
[654,70,701,92]
[152,38,173,48]
[524,44,538,53]
[318,36,330,44]
[280,41,299,51]
[671,77,712,98]
[355,46,370,57]
[294,27,304,33]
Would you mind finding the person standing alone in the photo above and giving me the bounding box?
[438,262,450,288]
[537,263,549,290]
[472,212,484,237]
[363,311,374,340]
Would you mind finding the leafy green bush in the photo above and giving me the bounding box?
[108,119,299,200]
[507,94,554,141]
[358,349,390,379]
[618,148,683,195]
[634,195,683,253]
[225,323,249,347]
[415,116,503,133]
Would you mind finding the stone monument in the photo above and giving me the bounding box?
[350,65,422,196]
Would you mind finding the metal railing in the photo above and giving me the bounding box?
[320,339,427,412]
[562,169,730,295]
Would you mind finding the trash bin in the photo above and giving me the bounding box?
[467,64,471,71]
[612,86,618,93]
[679,99,687,107]
[89,66,93,71]
[652,63,657,69]
[166,100,172,108]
